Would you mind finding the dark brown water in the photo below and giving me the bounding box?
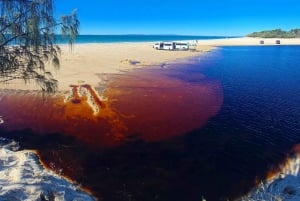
[0,56,223,200]
[1,46,300,201]
[0,64,222,146]
[103,67,223,142]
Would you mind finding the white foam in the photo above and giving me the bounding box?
[0,138,96,201]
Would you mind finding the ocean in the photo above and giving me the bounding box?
[1,45,300,201]
[56,34,233,44]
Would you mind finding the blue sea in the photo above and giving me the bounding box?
[57,34,234,44]
[1,45,300,201]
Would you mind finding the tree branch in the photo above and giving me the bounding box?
[0,22,62,47]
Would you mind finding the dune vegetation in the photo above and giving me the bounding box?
[247,28,300,38]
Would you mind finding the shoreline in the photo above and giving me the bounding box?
[1,37,300,91]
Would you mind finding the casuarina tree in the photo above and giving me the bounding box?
[0,0,79,93]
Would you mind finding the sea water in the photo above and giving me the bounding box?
[56,34,233,44]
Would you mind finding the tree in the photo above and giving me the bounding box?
[247,28,300,38]
[0,0,79,93]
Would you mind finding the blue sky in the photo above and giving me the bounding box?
[55,0,300,36]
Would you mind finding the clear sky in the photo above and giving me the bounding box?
[55,0,300,36]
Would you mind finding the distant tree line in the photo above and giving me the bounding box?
[247,29,300,38]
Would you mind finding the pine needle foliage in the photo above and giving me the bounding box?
[0,0,79,93]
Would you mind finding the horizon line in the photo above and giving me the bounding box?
[63,34,243,37]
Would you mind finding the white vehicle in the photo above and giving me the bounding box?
[153,42,174,50]
[174,42,189,50]
[153,42,163,49]
[153,41,189,51]
[162,42,174,50]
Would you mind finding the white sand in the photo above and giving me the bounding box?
[54,42,213,91]
[0,42,213,91]
[237,153,300,201]
[0,138,96,201]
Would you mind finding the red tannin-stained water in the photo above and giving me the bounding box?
[0,65,223,199]
[104,69,223,142]
[0,68,223,147]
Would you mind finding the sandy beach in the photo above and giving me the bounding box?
[0,42,213,91]
[1,37,300,91]
[55,42,213,91]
